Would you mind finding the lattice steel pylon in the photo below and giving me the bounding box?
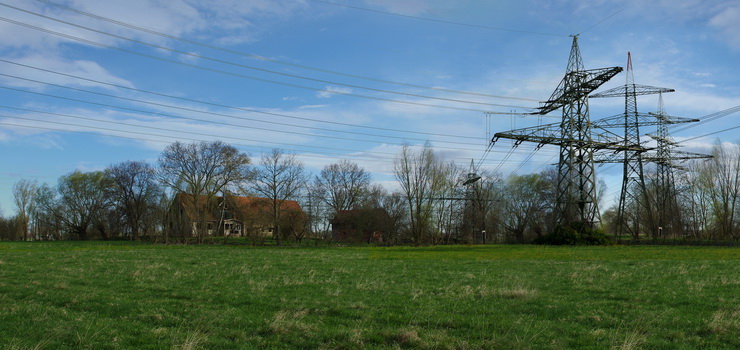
[652,93,681,237]
[590,53,673,240]
[645,94,712,238]
[492,36,622,228]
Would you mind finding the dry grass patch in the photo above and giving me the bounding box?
[496,286,537,299]
[268,309,315,336]
[394,328,423,347]
[476,283,537,299]
[612,330,646,350]
[707,308,740,335]
[173,330,206,350]
[610,319,651,350]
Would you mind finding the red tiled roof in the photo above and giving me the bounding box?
[175,193,302,221]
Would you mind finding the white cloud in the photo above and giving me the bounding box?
[0,0,311,53]
[0,54,134,90]
[363,0,430,15]
[316,85,353,98]
[709,5,740,49]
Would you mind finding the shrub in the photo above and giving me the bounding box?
[534,222,612,246]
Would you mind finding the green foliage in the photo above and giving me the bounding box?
[533,222,613,245]
[0,242,737,349]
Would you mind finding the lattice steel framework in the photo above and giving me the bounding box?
[489,43,713,237]
[590,53,673,239]
[652,93,682,237]
[492,36,622,227]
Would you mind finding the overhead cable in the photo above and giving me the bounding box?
[0,58,477,141]
[0,5,536,112]
[32,0,540,102]
[0,16,530,115]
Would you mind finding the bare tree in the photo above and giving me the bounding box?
[703,142,740,240]
[500,172,554,243]
[315,160,371,213]
[34,183,62,240]
[303,181,331,241]
[393,143,447,244]
[159,141,251,243]
[251,149,306,245]
[462,171,503,244]
[0,211,19,241]
[676,163,712,240]
[107,161,163,241]
[432,161,463,244]
[378,190,408,244]
[12,179,38,241]
[35,171,111,240]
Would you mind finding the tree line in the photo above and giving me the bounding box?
[2,140,739,244]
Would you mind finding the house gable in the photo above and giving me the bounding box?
[169,193,305,237]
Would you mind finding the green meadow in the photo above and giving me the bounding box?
[0,242,738,349]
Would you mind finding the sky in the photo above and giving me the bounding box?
[1,0,739,215]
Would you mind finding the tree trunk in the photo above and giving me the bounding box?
[76,227,88,241]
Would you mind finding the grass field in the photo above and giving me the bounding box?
[0,242,738,349]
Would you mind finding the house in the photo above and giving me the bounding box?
[168,193,305,238]
[330,208,391,243]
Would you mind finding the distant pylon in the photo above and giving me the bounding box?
[652,93,682,237]
[590,53,673,240]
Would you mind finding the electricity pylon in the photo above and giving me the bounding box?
[492,36,622,228]
[589,53,673,239]
[646,93,711,238]
[652,93,683,237]
[592,95,710,239]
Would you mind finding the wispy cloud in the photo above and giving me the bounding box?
[0,54,135,90]
[709,5,740,50]
[316,85,353,99]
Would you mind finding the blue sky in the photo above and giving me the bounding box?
[1,0,739,215]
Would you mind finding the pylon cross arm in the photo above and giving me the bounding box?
[647,112,699,124]
[494,122,644,152]
[590,84,674,98]
[592,112,695,128]
[536,66,623,115]
[642,151,713,162]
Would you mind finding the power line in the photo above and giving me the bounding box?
[0,109,396,157]
[576,8,623,36]
[507,145,542,177]
[676,125,740,144]
[0,120,385,164]
[492,141,521,175]
[0,76,484,147]
[0,0,568,175]
[0,3,540,113]
[9,105,549,162]
[0,16,526,115]
[1,2,533,110]
[0,86,558,158]
[0,58,478,141]
[530,153,558,174]
[669,104,740,134]
[31,0,540,103]
[0,119,539,167]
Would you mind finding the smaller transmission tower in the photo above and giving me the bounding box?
[645,93,712,238]
[590,52,673,239]
[652,93,682,237]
